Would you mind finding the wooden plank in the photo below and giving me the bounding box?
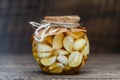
[0,53,120,79]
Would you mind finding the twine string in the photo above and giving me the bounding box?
[29,20,80,42]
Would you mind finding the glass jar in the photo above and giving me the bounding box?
[31,16,90,74]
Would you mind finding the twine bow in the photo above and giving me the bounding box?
[29,20,80,42]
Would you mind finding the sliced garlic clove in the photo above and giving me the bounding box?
[37,43,53,53]
[52,33,64,49]
[74,38,86,50]
[44,36,53,45]
[57,55,68,65]
[37,52,52,58]
[41,56,56,66]
[68,51,83,67]
[49,63,64,73]
[63,36,74,52]
[54,49,69,55]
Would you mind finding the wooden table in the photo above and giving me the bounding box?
[0,53,120,80]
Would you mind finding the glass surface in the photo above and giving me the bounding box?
[32,31,89,74]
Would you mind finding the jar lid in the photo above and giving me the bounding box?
[43,15,80,23]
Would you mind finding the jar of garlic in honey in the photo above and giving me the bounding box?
[29,16,90,74]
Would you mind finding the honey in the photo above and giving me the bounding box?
[30,16,90,74]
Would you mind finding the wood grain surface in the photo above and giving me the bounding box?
[0,53,120,80]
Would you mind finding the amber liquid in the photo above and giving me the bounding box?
[32,31,89,74]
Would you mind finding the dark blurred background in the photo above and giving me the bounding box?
[0,0,120,54]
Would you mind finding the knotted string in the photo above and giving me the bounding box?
[29,20,80,42]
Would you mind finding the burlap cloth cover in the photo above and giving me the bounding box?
[29,15,86,42]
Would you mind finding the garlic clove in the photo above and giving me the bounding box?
[41,56,56,66]
[63,36,74,52]
[57,55,68,65]
[81,34,90,56]
[37,52,52,58]
[49,63,64,73]
[81,42,89,56]
[54,49,69,55]
[74,38,86,50]
[52,33,64,49]
[68,51,83,67]
[37,43,53,53]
